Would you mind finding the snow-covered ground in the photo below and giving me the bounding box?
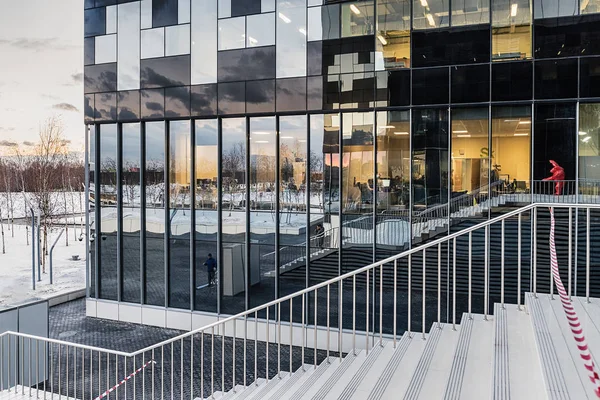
[0,191,85,220]
[0,224,86,310]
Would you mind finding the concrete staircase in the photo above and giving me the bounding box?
[200,293,600,400]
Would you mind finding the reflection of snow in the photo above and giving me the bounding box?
[0,192,85,219]
[0,225,86,310]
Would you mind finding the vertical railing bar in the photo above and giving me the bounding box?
[366,270,370,354]
[379,265,383,346]
[278,305,281,380]
[161,346,165,400]
[352,275,356,355]
[28,338,31,397]
[36,340,39,398]
[326,285,330,361]
[200,334,204,399]
[266,307,270,382]
[314,290,318,367]
[339,280,343,360]
[124,356,127,400]
[88,348,91,400]
[453,239,457,330]
[233,320,236,391]
[244,315,247,387]
[254,311,258,385]
[422,249,426,339]
[21,337,24,395]
[568,207,572,299]
[221,324,225,393]
[302,293,306,372]
[533,207,537,298]
[181,338,184,400]
[485,225,489,321]
[393,259,397,347]
[58,344,61,398]
[501,219,506,308]
[98,351,101,400]
[468,232,472,318]
[518,213,522,310]
[437,243,441,327]
[211,327,214,395]
[290,298,294,375]
[587,207,591,303]
[408,254,412,337]
[104,351,107,400]
[171,342,174,400]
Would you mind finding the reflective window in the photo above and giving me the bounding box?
[191,84,218,116]
[249,117,276,307]
[491,106,531,191]
[218,82,246,114]
[219,0,232,18]
[220,118,247,314]
[451,0,490,26]
[85,95,95,122]
[106,5,117,34]
[94,93,117,121]
[192,0,218,84]
[308,4,340,41]
[276,77,307,112]
[377,70,410,106]
[262,0,275,12]
[141,89,165,119]
[246,79,275,113]
[491,61,533,101]
[534,15,600,59]
[534,0,578,18]
[122,123,141,303]
[118,2,141,91]
[218,47,276,82]
[88,125,96,297]
[85,8,106,37]
[117,90,141,121]
[95,34,117,64]
[142,0,153,29]
[580,57,600,98]
[451,64,490,103]
[179,0,191,23]
[194,119,218,312]
[141,55,191,88]
[341,1,375,37]
[232,0,261,16]
[247,13,276,47]
[218,17,246,51]
[375,110,410,255]
[533,103,576,182]
[169,121,192,309]
[534,59,578,100]
[166,86,191,117]
[278,115,307,296]
[85,64,117,94]
[413,0,449,29]
[153,0,178,27]
[376,0,410,70]
[492,0,532,60]
[412,67,449,105]
[144,121,166,306]
[85,37,95,65]
[582,0,600,13]
[99,124,118,301]
[307,76,324,110]
[307,42,322,75]
[579,104,600,196]
[166,24,191,56]
[141,28,165,59]
[276,0,307,78]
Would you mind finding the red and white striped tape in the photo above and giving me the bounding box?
[549,207,600,397]
[94,359,156,400]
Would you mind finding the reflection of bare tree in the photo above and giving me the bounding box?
[222,142,245,216]
[310,150,324,210]
[122,159,140,207]
[146,159,165,208]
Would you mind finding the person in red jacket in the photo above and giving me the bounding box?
[542,160,565,195]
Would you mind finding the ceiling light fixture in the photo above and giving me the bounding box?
[426,13,435,26]
[579,131,588,136]
[457,134,471,138]
[252,131,272,135]
[379,125,395,129]
[298,28,307,35]
[518,120,531,124]
[453,130,468,134]
[394,131,409,135]
[511,3,518,16]
[504,119,519,122]
[255,140,269,144]
[377,34,388,46]
[350,4,361,15]
[420,0,429,7]
[278,12,291,23]
[583,136,592,143]
[514,133,529,136]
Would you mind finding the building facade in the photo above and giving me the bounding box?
[84,0,600,324]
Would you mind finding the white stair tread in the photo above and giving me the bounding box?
[458,313,494,400]
[220,385,246,400]
[0,387,62,400]
[227,378,266,400]
[342,342,397,399]
[246,371,292,400]
[264,363,321,400]
[572,297,600,367]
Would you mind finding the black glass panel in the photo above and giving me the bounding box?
[580,57,600,98]
[85,64,117,94]
[276,78,307,112]
[412,67,449,105]
[534,15,600,59]
[218,82,246,114]
[231,0,261,16]
[492,61,533,101]
[85,0,95,9]
[307,76,323,110]
[165,86,191,117]
[141,56,191,89]
[534,59,578,99]
[96,0,117,5]
[141,88,165,119]
[191,84,218,116]
[308,41,323,76]
[85,37,95,66]
[117,90,141,121]
[451,64,490,103]
[533,103,577,181]
[377,70,410,106]
[339,74,374,108]
[246,80,275,113]
[412,25,490,67]
[152,0,178,28]
[324,75,340,110]
[84,95,95,123]
[217,47,276,82]
[94,92,117,121]
[85,8,106,37]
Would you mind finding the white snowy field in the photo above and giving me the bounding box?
[0,224,86,310]
[0,191,85,220]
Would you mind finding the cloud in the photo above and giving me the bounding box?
[71,73,83,83]
[0,140,18,147]
[52,103,79,112]
[0,38,77,52]
[22,141,35,147]
[0,127,15,133]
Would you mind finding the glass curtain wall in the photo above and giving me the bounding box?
[121,122,141,303]
[279,116,308,297]
[194,119,219,313]
[492,0,532,60]
[249,117,277,308]
[99,124,118,301]
[579,104,600,197]
[169,120,192,309]
[221,118,247,315]
[89,125,96,298]
[144,121,166,307]
[376,0,411,70]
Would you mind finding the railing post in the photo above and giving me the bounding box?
[587,207,591,303]
[484,225,489,321]
[422,249,426,339]
[468,232,472,318]
[437,243,441,328]
[501,220,505,308]
[393,260,397,347]
[568,207,572,299]
[408,254,412,337]
[517,213,522,310]
[533,207,537,298]
[452,239,456,330]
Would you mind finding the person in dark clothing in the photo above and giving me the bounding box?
[204,253,217,286]
[315,224,324,248]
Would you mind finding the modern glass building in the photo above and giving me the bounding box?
[84,0,600,325]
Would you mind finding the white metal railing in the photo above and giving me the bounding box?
[2,202,600,399]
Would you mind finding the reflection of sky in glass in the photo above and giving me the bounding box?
[100,124,117,171]
[222,118,246,150]
[122,123,141,168]
[146,121,165,170]
[195,120,218,146]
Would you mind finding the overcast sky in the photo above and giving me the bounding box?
[0,0,83,154]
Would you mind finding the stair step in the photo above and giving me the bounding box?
[442,313,475,400]
[365,333,413,400]
[226,378,266,400]
[265,362,322,400]
[246,371,291,400]
[403,323,461,400]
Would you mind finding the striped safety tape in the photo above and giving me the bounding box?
[549,207,600,397]
[94,358,156,400]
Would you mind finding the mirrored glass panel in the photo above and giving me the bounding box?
[218,47,276,82]
[220,118,247,314]
[376,0,410,70]
[191,84,218,116]
[579,104,600,198]
[85,8,106,37]
[279,115,307,296]
[117,90,141,121]
[276,0,307,78]
[122,123,141,303]
[247,13,276,47]
[85,64,117,94]
[534,0,577,18]
[179,0,191,23]
[95,34,117,64]
[106,5,117,34]
[451,0,490,26]
[94,93,117,121]
[89,126,96,297]
[341,0,375,37]
[580,57,600,98]
[85,95,95,122]
[99,124,118,300]
[534,59,578,100]
[218,17,246,51]
[165,86,191,117]
[413,0,449,29]
[166,24,191,56]
[232,0,261,16]
[262,0,275,12]
[141,28,165,59]
[412,67,449,105]
[145,121,166,306]
[246,79,275,113]
[491,61,533,101]
[194,119,218,312]
[276,78,307,112]
[118,2,141,91]
[249,117,276,308]
[451,64,490,103]
[141,56,191,88]
[308,4,340,41]
[219,0,232,17]
[85,37,95,65]
[142,0,153,29]
[492,0,532,60]
[218,82,246,114]
[141,88,165,119]
[192,0,218,84]
[153,0,178,27]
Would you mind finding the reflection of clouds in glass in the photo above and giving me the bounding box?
[196,120,218,146]
[117,2,141,91]
[222,118,246,150]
